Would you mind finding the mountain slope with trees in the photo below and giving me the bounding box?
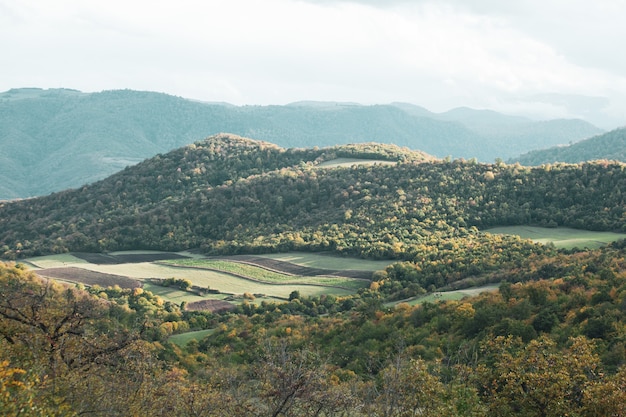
[2,134,625,300]
[1,134,625,415]
[0,88,602,199]
[509,127,626,165]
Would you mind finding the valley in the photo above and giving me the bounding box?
[1,134,625,416]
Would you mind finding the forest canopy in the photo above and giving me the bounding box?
[1,134,625,415]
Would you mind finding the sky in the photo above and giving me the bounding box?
[2,0,626,129]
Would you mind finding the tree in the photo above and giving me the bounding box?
[253,340,357,417]
[374,355,448,417]
[478,335,602,417]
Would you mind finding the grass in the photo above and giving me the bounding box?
[163,259,369,290]
[24,251,374,304]
[254,252,394,271]
[486,226,626,249]
[317,158,397,168]
[72,262,355,299]
[22,253,87,269]
[168,329,215,346]
[142,282,210,304]
[390,284,500,307]
[164,259,299,282]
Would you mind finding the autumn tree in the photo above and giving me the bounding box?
[478,335,603,417]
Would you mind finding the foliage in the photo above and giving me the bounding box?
[511,127,626,166]
[2,135,626,415]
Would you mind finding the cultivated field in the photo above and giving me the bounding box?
[486,226,626,249]
[251,252,393,271]
[162,258,371,289]
[37,267,142,289]
[23,251,372,309]
[23,253,88,269]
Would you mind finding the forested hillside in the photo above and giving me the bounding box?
[2,134,626,299]
[1,134,625,415]
[510,127,626,165]
[0,88,602,199]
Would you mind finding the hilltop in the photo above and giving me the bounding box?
[0,88,602,199]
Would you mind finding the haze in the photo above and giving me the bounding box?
[2,0,625,129]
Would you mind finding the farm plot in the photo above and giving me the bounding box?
[23,253,88,269]
[73,251,190,264]
[36,267,141,289]
[254,252,394,272]
[161,258,370,290]
[23,251,371,305]
[73,262,355,299]
[486,226,626,249]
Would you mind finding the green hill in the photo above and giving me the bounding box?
[0,88,602,199]
[2,133,625,300]
[1,134,625,415]
[509,127,626,165]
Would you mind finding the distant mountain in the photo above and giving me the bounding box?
[0,88,603,199]
[508,128,626,165]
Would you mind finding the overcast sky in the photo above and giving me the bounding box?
[2,0,625,128]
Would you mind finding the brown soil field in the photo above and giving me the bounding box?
[73,252,189,265]
[185,299,236,313]
[37,267,142,289]
[210,255,374,280]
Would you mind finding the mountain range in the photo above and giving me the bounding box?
[0,87,603,199]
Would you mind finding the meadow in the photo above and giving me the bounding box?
[162,258,371,290]
[316,158,396,168]
[252,251,393,271]
[23,251,372,306]
[486,226,626,249]
[392,284,500,307]
[168,329,215,346]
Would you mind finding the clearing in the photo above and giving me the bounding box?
[317,158,397,168]
[23,250,379,308]
[486,226,626,249]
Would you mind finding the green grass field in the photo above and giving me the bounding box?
[168,329,215,346]
[142,282,211,304]
[23,251,376,304]
[162,258,369,290]
[317,158,396,169]
[391,284,500,307]
[486,226,626,249]
[164,259,301,282]
[60,262,355,299]
[254,252,393,271]
[21,253,88,269]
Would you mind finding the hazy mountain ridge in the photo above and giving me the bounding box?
[509,127,626,165]
[0,88,602,199]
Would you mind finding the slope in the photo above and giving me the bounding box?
[509,127,626,165]
[2,135,625,303]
